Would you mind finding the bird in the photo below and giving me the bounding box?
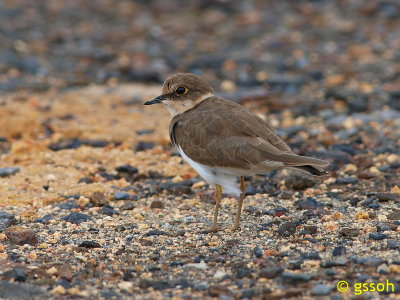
[144,73,329,232]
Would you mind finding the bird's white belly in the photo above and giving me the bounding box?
[177,147,241,196]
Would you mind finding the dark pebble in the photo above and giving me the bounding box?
[301,251,321,260]
[311,284,332,295]
[0,167,20,177]
[144,230,169,237]
[387,240,400,250]
[135,141,154,151]
[4,268,26,282]
[0,281,46,299]
[340,227,360,237]
[287,260,302,270]
[4,226,38,245]
[139,279,190,290]
[335,177,358,184]
[79,240,101,248]
[150,200,165,209]
[114,192,131,200]
[236,268,253,279]
[259,267,283,279]
[277,222,297,237]
[377,222,397,232]
[245,206,268,216]
[362,198,381,209]
[372,192,398,202]
[253,246,263,258]
[58,200,79,210]
[101,205,119,216]
[332,245,346,257]
[120,201,135,210]
[115,164,138,175]
[34,214,53,224]
[387,210,400,220]
[368,232,387,240]
[0,211,17,232]
[135,129,154,135]
[281,272,312,283]
[78,177,94,184]
[284,175,316,190]
[62,212,91,224]
[321,258,348,268]
[302,225,318,235]
[349,197,361,206]
[240,288,260,299]
[356,257,385,267]
[296,197,322,210]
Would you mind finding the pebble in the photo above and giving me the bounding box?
[259,267,283,279]
[296,197,322,210]
[120,201,135,210]
[4,226,38,245]
[281,272,312,283]
[387,240,400,250]
[284,175,316,190]
[253,246,263,258]
[34,214,53,224]
[387,210,400,220]
[0,167,20,177]
[339,227,360,237]
[356,257,384,267]
[213,270,227,280]
[62,212,91,224]
[144,230,169,237]
[89,191,108,206]
[184,261,207,271]
[332,245,346,257]
[335,177,358,184]
[0,211,17,231]
[150,200,165,209]
[369,232,387,240]
[101,205,119,216]
[311,284,332,295]
[115,164,138,175]
[79,240,101,248]
[277,222,297,237]
[114,192,131,200]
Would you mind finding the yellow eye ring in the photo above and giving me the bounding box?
[175,86,188,95]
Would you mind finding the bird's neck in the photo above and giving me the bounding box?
[163,93,213,118]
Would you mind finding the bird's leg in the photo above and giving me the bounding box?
[231,176,246,231]
[211,184,222,232]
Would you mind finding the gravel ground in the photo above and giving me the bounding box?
[1,0,400,299]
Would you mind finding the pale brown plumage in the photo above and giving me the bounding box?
[145,73,329,231]
[169,96,328,173]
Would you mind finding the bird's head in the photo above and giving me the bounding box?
[144,73,214,117]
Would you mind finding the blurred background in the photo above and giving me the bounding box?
[1,0,400,114]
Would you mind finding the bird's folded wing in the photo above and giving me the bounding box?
[171,101,322,169]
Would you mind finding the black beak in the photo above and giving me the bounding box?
[144,95,166,105]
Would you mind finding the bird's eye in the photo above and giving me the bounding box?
[175,87,188,95]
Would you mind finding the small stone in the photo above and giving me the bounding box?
[339,227,360,237]
[284,175,316,190]
[144,230,168,237]
[101,205,119,216]
[136,141,154,151]
[47,266,58,275]
[0,211,17,232]
[78,177,93,184]
[281,272,312,283]
[79,240,101,248]
[4,226,38,245]
[369,232,387,240]
[120,201,135,210]
[208,285,230,297]
[387,210,400,220]
[277,221,297,237]
[296,197,322,210]
[52,285,66,295]
[115,164,138,175]
[150,200,165,209]
[118,281,133,292]
[89,191,108,206]
[356,257,384,267]
[355,211,369,219]
[0,167,20,177]
[62,212,91,224]
[335,177,358,184]
[253,246,263,258]
[259,267,283,279]
[311,284,332,295]
[373,192,398,202]
[387,240,400,250]
[332,245,346,256]
[114,192,131,200]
